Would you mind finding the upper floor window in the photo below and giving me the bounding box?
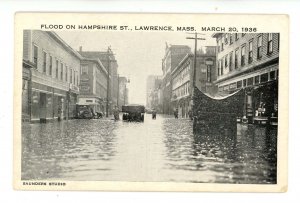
[241,45,246,66]
[267,33,273,54]
[43,51,47,73]
[49,56,52,76]
[33,45,38,66]
[224,34,228,44]
[82,65,88,74]
[221,40,224,51]
[257,35,263,59]
[235,33,239,41]
[70,68,73,83]
[218,60,221,76]
[235,48,239,69]
[225,54,228,68]
[229,34,233,44]
[249,40,253,63]
[229,52,233,71]
[221,58,224,75]
[60,63,63,80]
[65,65,68,82]
[56,60,59,78]
[242,33,246,37]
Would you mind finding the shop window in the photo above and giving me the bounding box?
[260,73,268,83]
[270,71,275,80]
[237,81,242,88]
[247,77,253,86]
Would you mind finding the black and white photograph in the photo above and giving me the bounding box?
[14,13,288,192]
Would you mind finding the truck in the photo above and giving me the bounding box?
[122,104,145,122]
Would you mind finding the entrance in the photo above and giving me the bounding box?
[39,93,47,123]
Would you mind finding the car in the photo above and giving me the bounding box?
[122,104,145,122]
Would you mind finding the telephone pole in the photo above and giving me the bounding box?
[186,33,206,89]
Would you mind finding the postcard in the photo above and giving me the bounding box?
[14,13,288,192]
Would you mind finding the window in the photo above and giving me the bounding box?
[229,52,233,71]
[49,56,52,76]
[218,60,221,76]
[243,79,247,87]
[230,34,233,44]
[56,60,59,78]
[235,48,239,69]
[221,58,224,75]
[77,74,79,86]
[65,65,68,82]
[267,33,273,54]
[248,40,253,63]
[247,77,253,86]
[241,45,246,66]
[242,33,246,37]
[60,63,63,80]
[73,70,76,84]
[221,40,224,51]
[33,45,38,66]
[257,35,262,59]
[217,40,220,53]
[237,81,242,88]
[207,65,211,82]
[82,65,88,74]
[225,54,228,68]
[43,51,47,73]
[235,33,239,41]
[270,71,275,80]
[255,75,260,84]
[260,73,268,83]
[224,34,228,44]
[70,68,73,83]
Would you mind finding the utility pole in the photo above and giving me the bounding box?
[186,33,206,90]
[106,47,111,117]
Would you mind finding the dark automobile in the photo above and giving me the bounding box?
[122,104,145,122]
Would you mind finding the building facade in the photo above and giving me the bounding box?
[77,56,108,114]
[161,44,191,114]
[23,30,81,122]
[171,47,217,118]
[78,48,119,115]
[118,76,129,109]
[212,33,279,123]
[146,76,162,112]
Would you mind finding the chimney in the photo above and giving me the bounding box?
[79,46,82,52]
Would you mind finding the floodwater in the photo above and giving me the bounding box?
[22,114,277,183]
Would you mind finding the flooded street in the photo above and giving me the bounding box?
[22,114,277,184]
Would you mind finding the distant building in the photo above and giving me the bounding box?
[77,54,108,114]
[118,76,129,108]
[23,30,81,122]
[78,48,119,115]
[146,75,162,111]
[171,47,217,118]
[161,43,191,114]
[212,33,279,123]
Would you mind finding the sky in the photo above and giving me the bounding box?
[56,31,216,105]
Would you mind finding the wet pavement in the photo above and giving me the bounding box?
[21,114,277,184]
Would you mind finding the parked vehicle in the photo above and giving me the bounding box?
[122,104,145,122]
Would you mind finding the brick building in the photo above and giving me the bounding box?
[78,48,119,115]
[171,47,217,118]
[212,33,279,123]
[77,54,108,115]
[23,30,81,122]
